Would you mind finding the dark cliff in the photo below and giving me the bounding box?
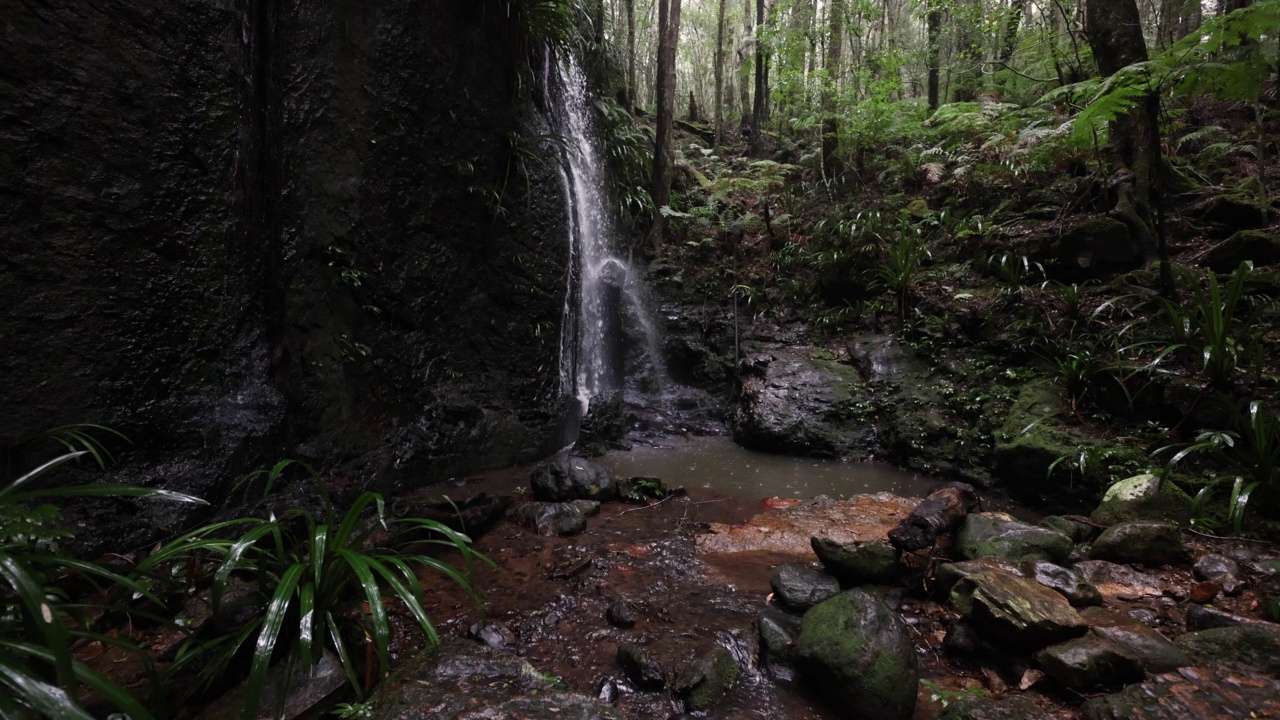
[1,1,570,541]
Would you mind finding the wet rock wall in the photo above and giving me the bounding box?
[1,1,570,530]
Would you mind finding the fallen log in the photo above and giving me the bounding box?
[887,482,980,553]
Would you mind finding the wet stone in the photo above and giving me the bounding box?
[512,502,587,537]
[1080,665,1280,720]
[1075,560,1167,601]
[955,513,1074,564]
[530,454,618,502]
[617,642,665,690]
[605,602,636,629]
[673,645,740,712]
[1020,559,1103,607]
[1090,474,1192,527]
[1189,581,1219,604]
[796,589,919,720]
[811,536,902,586]
[1192,553,1243,595]
[1090,625,1192,674]
[771,563,840,612]
[758,608,802,682]
[934,559,1019,596]
[1089,522,1189,567]
[1175,623,1280,677]
[950,571,1087,651]
[469,621,516,650]
[1186,604,1263,631]
[1035,634,1146,691]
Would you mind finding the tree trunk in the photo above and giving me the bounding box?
[926,2,941,110]
[1085,0,1171,293]
[649,0,683,250]
[953,0,983,102]
[1221,0,1252,14]
[714,0,727,146]
[625,0,636,108]
[751,0,766,153]
[740,0,753,130]
[822,0,844,178]
[999,0,1028,63]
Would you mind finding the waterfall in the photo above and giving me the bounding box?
[547,54,665,417]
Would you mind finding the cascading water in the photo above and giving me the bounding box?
[547,54,666,416]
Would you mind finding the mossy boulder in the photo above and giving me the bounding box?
[1194,194,1271,237]
[1203,229,1280,272]
[1175,623,1280,677]
[1091,474,1192,527]
[674,645,740,712]
[1089,522,1190,567]
[955,513,1074,564]
[530,455,618,502]
[1038,216,1142,281]
[1081,665,1280,720]
[811,537,902,586]
[796,589,918,720]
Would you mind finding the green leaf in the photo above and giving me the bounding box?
[244,563,304,720]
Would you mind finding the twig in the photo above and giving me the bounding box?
[1181,527,1274,544]
[610,494,679,518]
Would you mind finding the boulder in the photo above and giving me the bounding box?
[1090,625,1192,674]
[955,513,1074,564]
[950,571,1087,651]
[1081,665,1280,720]
[811,537,902,586]
[530,455,617,502]
[1020,559,1103,607]
[732,348,875,458]
[1038,215,1142,280]
[673,645,740,712]
[1090,474,1192,527]
[1204,229,1280,272]
[771,564,841,611]
[796,589,918,720]
[1193,194,1271,237]
[1185,604,1256,631]
[1175,623,1280,677]
[1035,634,1146,691]
[1089,522,1189,566]
[511,502,588,536]
[1192,553,1243,595]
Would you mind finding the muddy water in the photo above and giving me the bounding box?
[407,438,982,719]
[598,435,936,501]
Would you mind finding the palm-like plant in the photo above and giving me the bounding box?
[1,449,206,719]
[142,485,491,719]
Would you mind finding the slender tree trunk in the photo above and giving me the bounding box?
[953,0,983,102]
[740,0,753,130]
[624,0,636,107]
[649,0,682,250]
[1181,0,1202,37]
[1221,0,1252,14]
[927,2,941,109]
[1085,0,1171,293]
[714,0,727,146]
[999,0,1028,63]
[823,0,845,178]
[751,0,767,153]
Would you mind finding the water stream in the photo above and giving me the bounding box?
[547,54,665,416]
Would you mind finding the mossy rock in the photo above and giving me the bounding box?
[674,645,740,712]
[955,513,1074,564]
[1037,216,1141,281]
[1091,474,1192,527]
[796,589,918,720]
[1203,229,1280,272]
[1194,194,1271,237]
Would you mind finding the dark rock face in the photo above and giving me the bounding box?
[1021,560,1103,607]
[954,513,1074,564]
[673,645,740,712]
[617,643,666,690]
[811,537,902,586]
[1,0,569,546]
[1035,634,1146,691]
[1089,522,1189,567]
[758,608,803,682]
[1204,229,1280,272]
[796,589,919,720]
[1175,624,1280,677]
